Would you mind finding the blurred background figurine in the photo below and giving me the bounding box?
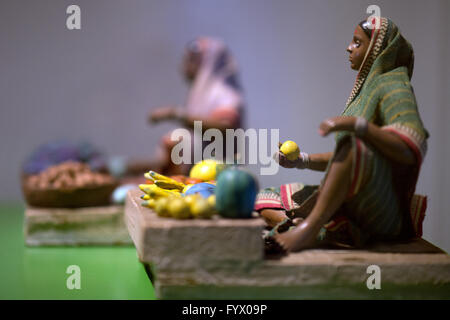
[21,38,247,205]
[148,37,245,176]
[258,17,429,252]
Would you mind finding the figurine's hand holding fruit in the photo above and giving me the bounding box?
[279,140,300,160]
[149,106,182,123]
[275,140,308,169]
[275,151,299,168]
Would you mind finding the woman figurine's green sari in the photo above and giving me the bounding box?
[256,17,428,248]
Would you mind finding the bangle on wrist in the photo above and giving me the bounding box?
[297,152,310,169]
[354,117,368,138]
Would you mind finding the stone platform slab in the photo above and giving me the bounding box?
[25,205,132,246]
[125,189,265,270]
[151,248,450,299]
[125,189,450,299]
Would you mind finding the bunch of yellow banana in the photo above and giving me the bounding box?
[140,170,217,219]
[140,171,184,198]
[140,171,183,209]
[139,183,181,198]
[144,171,186,190]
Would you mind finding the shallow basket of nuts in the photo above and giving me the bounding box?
[22,161,118,208]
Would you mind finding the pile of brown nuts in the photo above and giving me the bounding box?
[26,161,114,190]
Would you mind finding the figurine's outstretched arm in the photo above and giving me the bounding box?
[319,116,416,165]
[149,105,240,132]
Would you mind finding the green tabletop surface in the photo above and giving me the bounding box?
[0,203,155,300]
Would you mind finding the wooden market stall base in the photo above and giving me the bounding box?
[125,189,450,299]
[24,205,132,246]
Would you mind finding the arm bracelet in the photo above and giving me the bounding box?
[355,117,368,138]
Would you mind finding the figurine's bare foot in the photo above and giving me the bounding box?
[274,222,318,252]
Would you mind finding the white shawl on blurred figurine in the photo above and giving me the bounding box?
[185,37,244,126]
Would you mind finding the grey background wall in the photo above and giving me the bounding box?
[1,0,449,251]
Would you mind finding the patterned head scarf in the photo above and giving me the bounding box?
[346,17,415,108]
[184,37,244,116]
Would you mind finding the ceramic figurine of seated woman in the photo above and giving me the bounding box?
[115,37,245,178]
[256,18,429,252]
